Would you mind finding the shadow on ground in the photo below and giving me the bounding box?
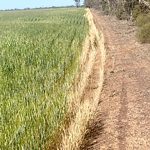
[80,112,104,150]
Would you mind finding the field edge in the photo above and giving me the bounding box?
[56,8,106,150]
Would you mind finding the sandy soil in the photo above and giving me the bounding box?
[81,9,150,150]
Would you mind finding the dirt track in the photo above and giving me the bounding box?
[81,10,150,150]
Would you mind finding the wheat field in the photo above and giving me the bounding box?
[0,8,88,149]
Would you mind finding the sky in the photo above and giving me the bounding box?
[0,0,84,10]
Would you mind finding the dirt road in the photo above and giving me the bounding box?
[81,10,150,150]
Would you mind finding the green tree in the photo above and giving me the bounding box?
[75,0,80,7]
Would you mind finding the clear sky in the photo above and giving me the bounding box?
[0,0,84,10]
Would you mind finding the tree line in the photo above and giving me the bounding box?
[84,0,150,19]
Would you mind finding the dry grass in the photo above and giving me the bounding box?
[57,9,106,150]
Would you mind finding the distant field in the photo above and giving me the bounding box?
[0,8,88,149]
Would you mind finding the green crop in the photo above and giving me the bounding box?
[0,8,88,149]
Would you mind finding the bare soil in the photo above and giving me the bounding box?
[81,9,150,150]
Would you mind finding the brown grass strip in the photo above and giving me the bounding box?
[57,8,106,150]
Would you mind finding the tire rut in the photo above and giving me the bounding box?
[117,75,128,150]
